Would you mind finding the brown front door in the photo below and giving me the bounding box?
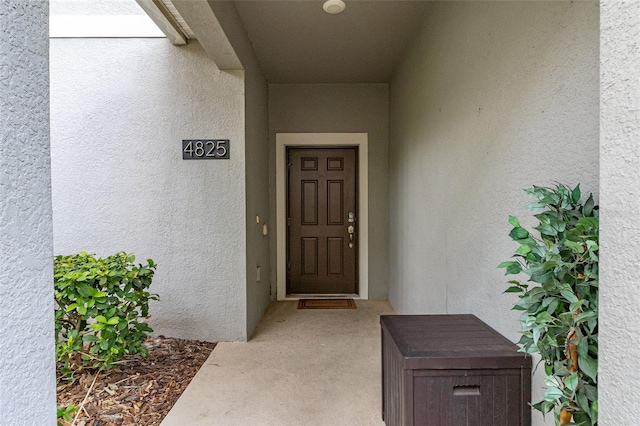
[287,147,358,294]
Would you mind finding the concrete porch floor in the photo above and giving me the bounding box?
[161,300,395,425]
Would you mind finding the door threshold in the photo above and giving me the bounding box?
[285,294,361,300]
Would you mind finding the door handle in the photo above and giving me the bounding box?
[348,225,355,248]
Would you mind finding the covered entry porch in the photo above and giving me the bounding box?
[161,300,394,425]
[49,1,600,424]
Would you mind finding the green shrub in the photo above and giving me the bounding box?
[500,184,598,425]
[57,403,77,426]
[54,252,159,377]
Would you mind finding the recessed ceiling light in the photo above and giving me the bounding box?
[323,0,345,15]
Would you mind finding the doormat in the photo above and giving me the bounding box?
[297,299,356,310]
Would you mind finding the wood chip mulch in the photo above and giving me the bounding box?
[57,336,216,426]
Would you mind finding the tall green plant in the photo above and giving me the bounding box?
[499,184,598,425]
[54,252,159,377]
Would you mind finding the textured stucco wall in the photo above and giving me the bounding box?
[388,2,598,423]
[268,84,390,299]
[0,1,56,423]
[600,0,640,423]
[50,39,248,342]
[207,0,272,339]
[244,68,271,338]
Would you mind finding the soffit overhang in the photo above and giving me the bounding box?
[145,0,431,84]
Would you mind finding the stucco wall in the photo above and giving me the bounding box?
[0,1,56,423]
[244,71,271,337]
[268,84,390,299]
[50,39,248,342]
[207,0,272,339]
[388,2,598,423]
[600,0,640,423]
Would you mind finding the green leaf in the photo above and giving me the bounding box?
[106,317,120,325]
[536,224,557,237]
[546,299,559,315]
[509,227,530,240]
[77,283,92,298]
[583,194,595,216]
[544,363,553,376]
[578,355,598,383]
[526,201,547,213]
[574,311,597,324]
[571,184,581,204]
[96,315,107,324]
[535,311,553,324]
[543,386,564,402]
[569,300,587,313]
[574,411,592,425]
[82,334,99,343]
[532,400,554,414]
[91,323,105,331]
[508,215,521,227]
[529,268,554,284]
[498,261,522,275]
[564,240,586,254]
[583,384,598,401]
[504,286,523,293]
[560,289,579,303]
[564,372,579,391]
[576,388,591,410]
[554,361,570,377]
[507,263,522,275]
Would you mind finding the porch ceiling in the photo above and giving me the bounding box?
[232,0,430,83]
[164,0,431,84]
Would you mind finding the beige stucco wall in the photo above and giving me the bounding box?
[388,2,599,423]
[600,0,640,423]
[268,84,390,299]
[51,39,249,342]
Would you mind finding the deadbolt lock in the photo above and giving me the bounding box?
[348,225,355,248]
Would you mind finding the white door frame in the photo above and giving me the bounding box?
[276,133,369,301]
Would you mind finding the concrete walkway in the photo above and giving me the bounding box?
[161,300,395,426]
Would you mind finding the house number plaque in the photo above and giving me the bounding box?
[182,139,229,160]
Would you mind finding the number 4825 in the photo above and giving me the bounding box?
[183,140,228,159]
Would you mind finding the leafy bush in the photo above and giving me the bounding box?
[500,184,598,425]
[54,252,158,377]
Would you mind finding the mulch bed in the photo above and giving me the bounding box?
[57,336,216,426]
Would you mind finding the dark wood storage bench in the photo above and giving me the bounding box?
[381,315,531,426]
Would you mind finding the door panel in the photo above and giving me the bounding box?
[287,147,357,294]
